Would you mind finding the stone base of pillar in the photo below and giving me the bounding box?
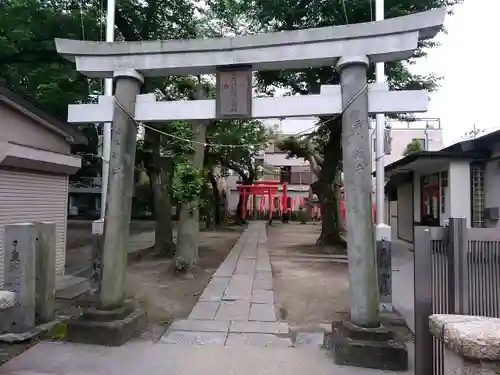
[331,320,408,371]
[66,301,144,346]
[379,310,407,326]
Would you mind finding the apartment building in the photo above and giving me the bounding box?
[370,118,444,171]
[369,118,443,197]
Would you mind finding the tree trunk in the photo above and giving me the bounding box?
[309,120,344,249]
[151,157,175,257]
[221,191,228,223]
[147,172,156,218]
[235,192,250,224]
[144,127,175,257]
[177,199,200,264]
[176,85,207,266]
[312,181,346,251]
[235,178,252,224]
[209,171,221,226]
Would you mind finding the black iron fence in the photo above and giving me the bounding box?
[414,218,500,375]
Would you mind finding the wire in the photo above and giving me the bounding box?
[112,82,368,148]
[77,82,368,165]
[289,81,369,138]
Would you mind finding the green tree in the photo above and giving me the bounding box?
[104,0,202,259]
[206,0,459,247]
[135,117,196,257]
[0,0,102,118]
[0,0,104,184]
[403,139,424,156]
[208,119,271,223]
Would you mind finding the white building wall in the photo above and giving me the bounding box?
[370,128,444,173]
[264,153,309,167]
[485,142,500,228]
[397,183,413,242]
[448,160,471,227]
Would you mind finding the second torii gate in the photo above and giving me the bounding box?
[237,180,288,221]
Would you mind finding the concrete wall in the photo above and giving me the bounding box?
[0,101,70,154]
[397,182,413,242]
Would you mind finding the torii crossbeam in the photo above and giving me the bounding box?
[67,82,427,123]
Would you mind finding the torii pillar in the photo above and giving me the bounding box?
[333,56,407,370]
[66,69,145,347]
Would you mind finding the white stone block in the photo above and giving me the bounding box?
[0,291,16,310]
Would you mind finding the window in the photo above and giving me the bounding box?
[471,163,486,228]
[280,166,291,183]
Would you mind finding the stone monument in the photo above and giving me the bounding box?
[55,8,445,357]
[35,222,56,323]
[1,224,36,333]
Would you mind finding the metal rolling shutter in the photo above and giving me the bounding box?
[0,169,68,286]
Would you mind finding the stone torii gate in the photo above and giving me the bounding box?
[55,8,445,364]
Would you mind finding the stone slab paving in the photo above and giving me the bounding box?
[160,222,291,347]
[0,341,415,375]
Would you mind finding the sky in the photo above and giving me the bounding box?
[274,0,499,146]
[411,0,499,145]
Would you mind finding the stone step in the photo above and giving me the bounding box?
[55,275,90,300]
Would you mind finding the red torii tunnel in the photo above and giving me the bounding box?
[236,180,288,220]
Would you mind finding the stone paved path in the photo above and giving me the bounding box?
[0,222,415,374]
[159,222,295,347]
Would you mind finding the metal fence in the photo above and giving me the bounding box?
[414,218,500,375]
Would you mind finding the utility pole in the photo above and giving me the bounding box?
[374,0,393,313]
[375,0,387,231]
[100,0,116,220]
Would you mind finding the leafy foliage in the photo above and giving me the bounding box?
[205,0,460,244]
[403,139,424,156]
[208,119,271,181]
[0,0,102,118]
[172,162,204,203]
[0,0,459,250]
